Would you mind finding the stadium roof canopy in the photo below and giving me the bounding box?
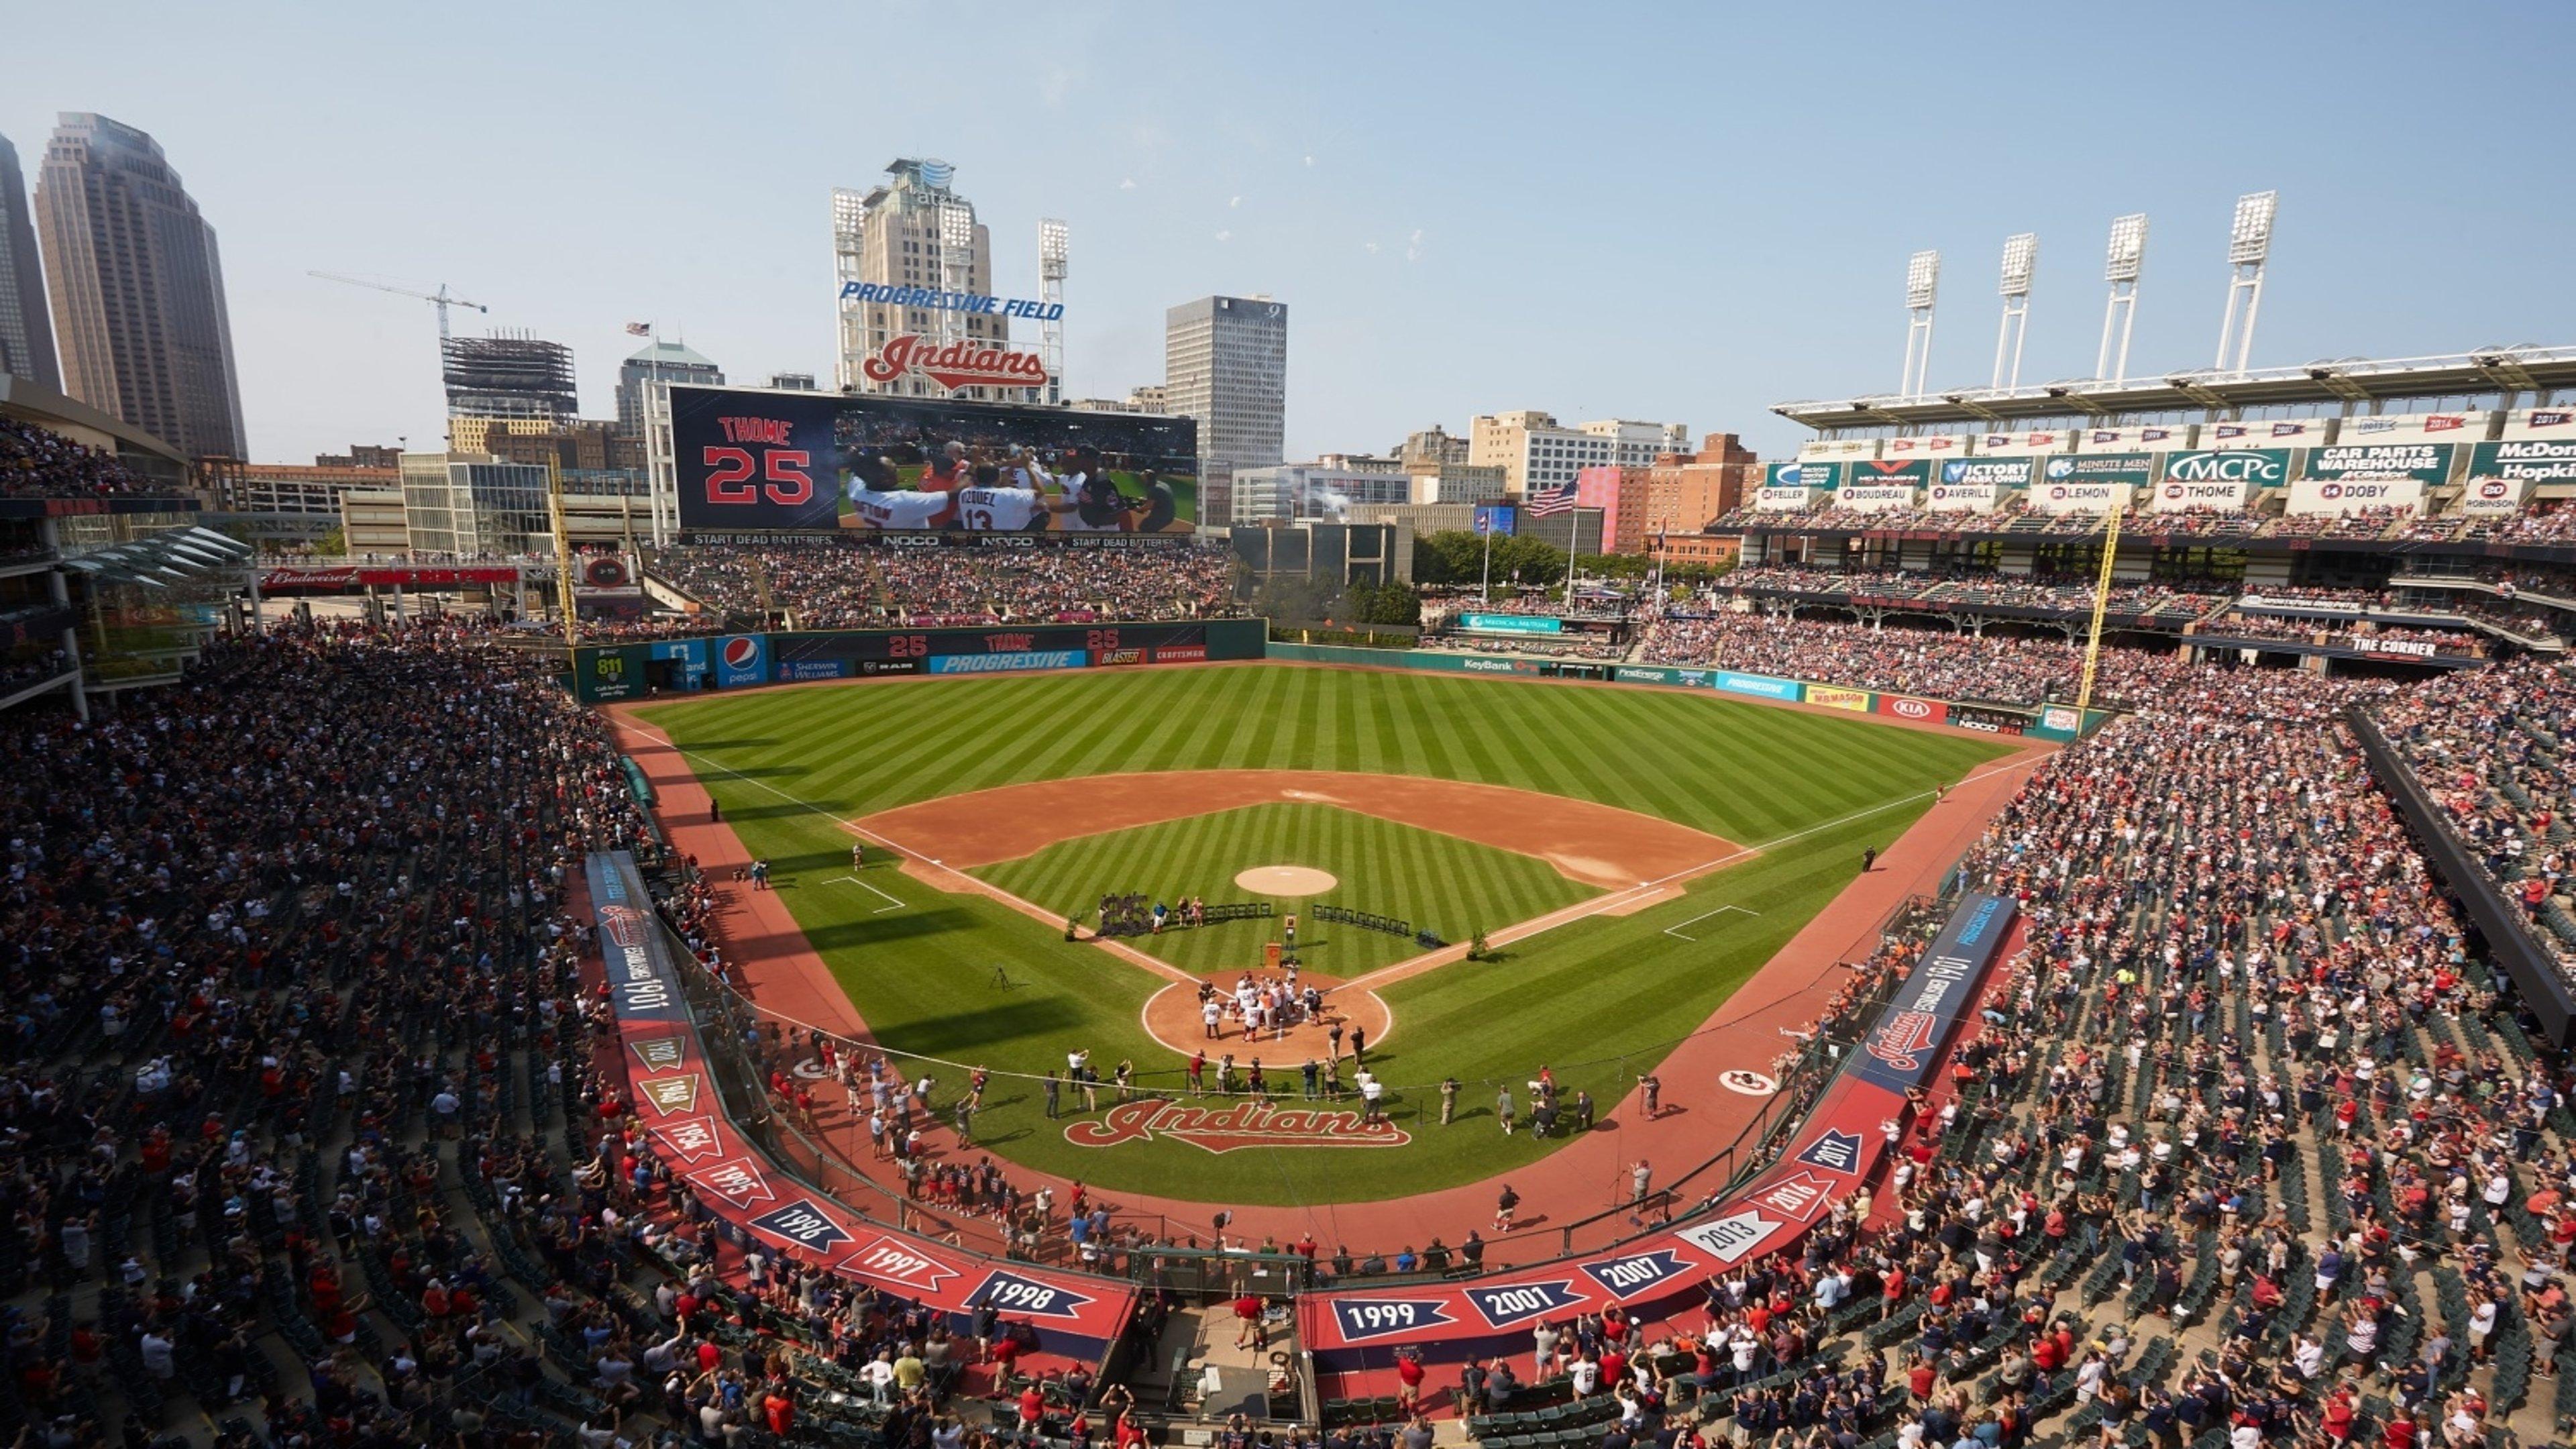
[1772,345,2576,433]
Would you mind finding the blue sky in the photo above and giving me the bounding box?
[10,1,2573,464]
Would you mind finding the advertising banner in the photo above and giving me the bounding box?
[260,565,522,590]
[715,636,766,688]
[2469,439,2576,484]
[1575,466,1623,520]
[583,645,650,702]
[1805,686,1872,712]
[648,638,710,691]
[1939,458,2033,488]
[2074,425,2190,453]
[1472,504,1517,536]
[1874,694,1949,726]
[2030,481,2133,515]
[1458,612,1564,635]
[2285,475,2426,517]
[2337,412,2481,443]
[1848,459,1931,487]
[1947,704,2033,736]
[2043,453,2157,488]
[2206,420,2320,448]
[668,383,1198,535]
[2459,476,2536,515]
[1881,434,1971,458]
[1713,672,1802,702]
[2302,443,2455,485]
[1301,892,2017,1362]
[1611,665,1682,687]
[2161,447,2291,487]
[1974,430,2072,457]
[1764,461,1842,490]
[926,650,1088,675]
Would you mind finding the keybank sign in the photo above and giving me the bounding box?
[2159,449,2290,486]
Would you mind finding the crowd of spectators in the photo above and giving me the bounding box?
[0,418,156,500]
[1633,610,2226,710]
[650,545,1243,629]
[2373,657,2576,975]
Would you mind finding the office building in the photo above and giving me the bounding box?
[615,340,722,438]
[315,444,402,469]
[338,489,409,555]
[398,453,553,555]
[0,133,58,388]
[34,113,244,458]
[1230,460,1409,525]
[765,372,818,391]
[1638,433,1760,541]
[833,158,1034,401]
[1397,425,1470,468]
[1166,294,1288,528]
[1582,418,1690,469]
[1470,411,1611,493]
[202,458,400,516]
[442,333,576,422]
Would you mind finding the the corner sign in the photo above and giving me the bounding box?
[861,333,1048,392]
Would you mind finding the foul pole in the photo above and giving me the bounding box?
[2073,503,2123,718]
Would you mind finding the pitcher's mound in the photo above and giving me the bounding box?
[1236,865,1338,896]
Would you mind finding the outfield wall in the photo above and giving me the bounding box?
[572,618,1267,702]
[1261,642,2106,741]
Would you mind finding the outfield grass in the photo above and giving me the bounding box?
[976,802,1600,978]
[635,665,2008,1204]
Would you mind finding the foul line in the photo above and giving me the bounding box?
[1664,904,1759,943]
[826,875,906,914]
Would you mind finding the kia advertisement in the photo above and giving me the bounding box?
[670,384,1199,537]
[1874,694,1949,726]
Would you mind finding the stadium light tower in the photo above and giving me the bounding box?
[2096,213,2148,382]
[2213,191,2277,375]
[1991,232,2038,391]
[1038,218,1068,406]
[1901,250,1941,399]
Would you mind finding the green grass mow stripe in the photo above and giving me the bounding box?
[634,665,2004,1203]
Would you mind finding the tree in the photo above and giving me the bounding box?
[1466,926,1491,962]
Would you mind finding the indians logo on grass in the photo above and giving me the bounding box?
[1865,1010,1941,1072]
[1064,1099,1409,1154]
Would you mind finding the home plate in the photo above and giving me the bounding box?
[1235,865,1338,896]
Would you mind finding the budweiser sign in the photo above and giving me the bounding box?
[862,334,1049,392]
[1065,1099,1409,1154]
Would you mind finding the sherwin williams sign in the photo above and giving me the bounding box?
[2470,440,2576,483]
[2302,443,2454,485]
[1458,612,1563,635]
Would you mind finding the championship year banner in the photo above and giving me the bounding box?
[584,850,1136,1346]
[1300,892,2018,1362]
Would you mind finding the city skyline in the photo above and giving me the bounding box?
[7,1,2576,466]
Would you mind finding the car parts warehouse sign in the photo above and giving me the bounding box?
[2302,443,2455,485]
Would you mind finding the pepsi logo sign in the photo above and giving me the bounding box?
[722,637,761,669]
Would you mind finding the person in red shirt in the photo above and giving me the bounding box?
[2381,1407,2418,1449]
[1395,1350,1426,1409]
[1020,1384,1046,1432]
[2321,1389,2355,1445]
[1233,1293,1265,1348]
[764,1389,796,1437]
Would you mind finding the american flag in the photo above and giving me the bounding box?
[625,322,653,337]
[1525,482,1578,517]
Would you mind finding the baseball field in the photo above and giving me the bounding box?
[631,663,2010,1205]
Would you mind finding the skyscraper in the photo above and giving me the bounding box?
[34,113,244,458]
[441,333,576,422]
[615,339,722,438]
[0,133,58,389]
[1165,294,1287,529]
[833,158,1026,401]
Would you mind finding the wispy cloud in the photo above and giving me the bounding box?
[1118,177,1137,191]
[1214,229,1234,243]
[1364,241,1380,254]
[1229,195,1242,208]
[1405,229,1425,262]
[1303,155,1316,166]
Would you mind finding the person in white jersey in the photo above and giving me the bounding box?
[845,450,961,531]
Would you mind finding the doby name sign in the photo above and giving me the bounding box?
[1065,1098,1409,1153]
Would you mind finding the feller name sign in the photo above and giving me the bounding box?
[1065,1099,1409,1153]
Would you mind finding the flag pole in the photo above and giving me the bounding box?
[1480,513,1493,604]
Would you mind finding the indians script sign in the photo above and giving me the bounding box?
[862,334,1049,392]
[1065,1099,1410,1153]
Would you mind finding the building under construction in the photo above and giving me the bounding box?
[441,332,576,421]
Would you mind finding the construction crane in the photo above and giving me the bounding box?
[307,271,488,341]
